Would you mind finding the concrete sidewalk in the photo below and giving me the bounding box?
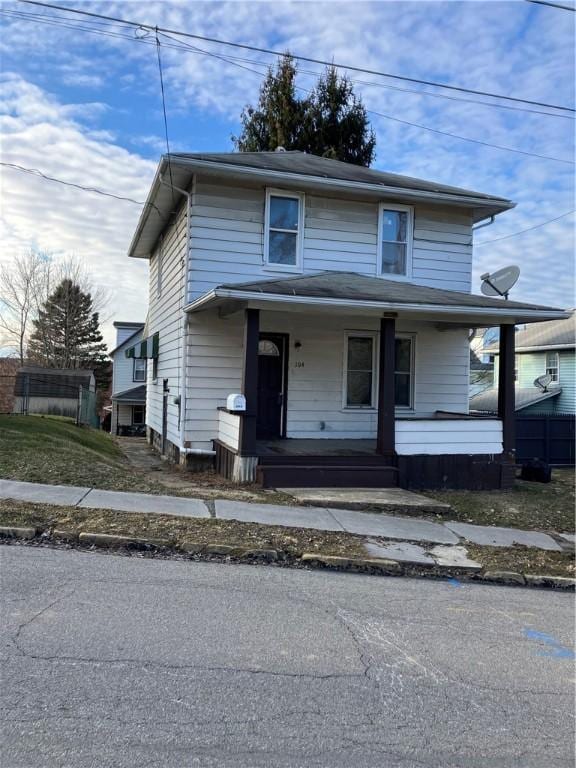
[0,477,569,553]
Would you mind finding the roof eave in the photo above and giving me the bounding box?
[184,287,569,323]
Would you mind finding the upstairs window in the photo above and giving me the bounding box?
[546,351,559,382]
[378,204,413,277]
[133,358,147,382]
[264,190,304,270]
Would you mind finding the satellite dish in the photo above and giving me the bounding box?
[534,373,553,392]
[480,265,520,300]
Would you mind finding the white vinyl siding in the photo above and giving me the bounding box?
[218,409,241,451]
[111,330,144,396]
[396,419,502,455]
[183,311,470,448]
[147,200,188,448]
[187,179,474,302]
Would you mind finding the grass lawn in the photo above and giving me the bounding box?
[0,415,165,493]
[429,468,575,534]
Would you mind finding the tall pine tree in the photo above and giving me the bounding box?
[233,54,308,153]
[27,278,109,388]
[233,55,376,166]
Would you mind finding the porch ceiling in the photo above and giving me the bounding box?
[185,271,569,325]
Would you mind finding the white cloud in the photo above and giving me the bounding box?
[0,74,155,348]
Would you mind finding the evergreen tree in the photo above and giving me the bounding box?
[27,278,109,388]
[304,66,376,166]
[233,54,308,153]
[233,56,376,166]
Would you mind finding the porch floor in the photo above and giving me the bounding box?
[257,438,377,457]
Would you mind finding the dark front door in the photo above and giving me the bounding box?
[257,334,287,439]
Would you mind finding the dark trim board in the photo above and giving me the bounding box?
[213,439,514,489]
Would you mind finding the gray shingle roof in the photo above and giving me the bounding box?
[485,311,575,352]
[172,151,511,203]
[216,271,562,313]
[111,385,146,403]
[469,386,562,413]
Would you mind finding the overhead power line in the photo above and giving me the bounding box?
[475,210,575,245]
[0,162,163,216]
[367,109,574,164]
[525,0,575,10]
[3,7,572,120]
[17,0,576,114]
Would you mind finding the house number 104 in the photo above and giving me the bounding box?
[294,361,305,368]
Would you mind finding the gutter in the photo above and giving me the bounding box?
[184,288,569,322]
[171,157,515,212]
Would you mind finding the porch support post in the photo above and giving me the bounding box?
[377,316,396,456]
[498,323,516,455]
[239,308,259,456]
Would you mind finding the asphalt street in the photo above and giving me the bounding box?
[1,545,574,768]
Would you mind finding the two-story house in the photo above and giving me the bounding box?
[109,321,147,435]
[124,151,567,489]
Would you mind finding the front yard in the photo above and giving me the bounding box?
[429,469,575,534]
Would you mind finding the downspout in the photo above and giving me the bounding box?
[472,214,495,233]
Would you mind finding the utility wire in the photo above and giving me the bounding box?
[17,0,576,114]
[0,162,165,217]
[367,109,574,165]
[525,0,575,10]
[154,31,175,206]
[3,7,573,120]
[475,210,575,245]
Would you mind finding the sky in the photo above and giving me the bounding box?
[1,0,574,351]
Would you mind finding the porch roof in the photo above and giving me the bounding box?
[111,385,146,404]
[185,271,568,325]
[470,385,562,413]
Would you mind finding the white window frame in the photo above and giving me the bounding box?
[341,331,416,411]
[545,351,560,383]
[394,333,416,411]
[514,354,520,383]
[377,203,414,280]
[264,188,305,272]
[342,331,378,410]
[133,358,147,383]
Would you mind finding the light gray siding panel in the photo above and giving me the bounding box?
[183,311,471,448]
[146,200,188,449]
[187,179,475,301]
[111,330,143,396]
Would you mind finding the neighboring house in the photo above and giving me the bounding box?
[13,366,95,418]
[469,348,493,397]
[109,321,146,435]
[124,150,567,489]
[471,311,575,415]
[0,358,19,413]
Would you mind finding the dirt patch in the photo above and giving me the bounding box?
[428,468,575,534]
[468,543,575,577]
[0,499,366,558]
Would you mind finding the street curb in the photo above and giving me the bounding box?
[0,528,573,590]
[0,525,37,540]
[78,532,173,549]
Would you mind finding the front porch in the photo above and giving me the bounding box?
[185,272,567,490]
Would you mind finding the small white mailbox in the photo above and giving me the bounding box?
[227,393,246,412]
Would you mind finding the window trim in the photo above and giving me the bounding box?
[394,333,416,411]
[133,358,147,383]
[132,404,145,425]
[263,188,305,272]
[545,351,560,383]
[377,203,414,280]
[341,331,416,411]
[342,331,378,410]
